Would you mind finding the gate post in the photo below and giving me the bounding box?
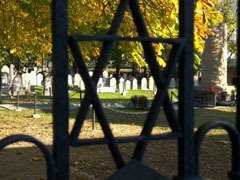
[177,0,197,179]
[52,0,69,179]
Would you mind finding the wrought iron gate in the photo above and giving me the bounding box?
[1,0,240,179]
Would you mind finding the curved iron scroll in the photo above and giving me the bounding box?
[195,121,240,179]
[0,134,56,180]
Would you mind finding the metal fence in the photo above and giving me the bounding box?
[0,0,240,179]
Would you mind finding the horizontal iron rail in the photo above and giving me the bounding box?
[69,35,185,44]
[71,132,181,147]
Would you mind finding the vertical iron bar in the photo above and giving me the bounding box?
[34,93,37,114]
[177,0,196,178]
[236,0,240,131]
[17,91,20,110]
[92,106,95,130]
[52,0,69,179]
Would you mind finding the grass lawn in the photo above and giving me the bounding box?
[0,103,236,179]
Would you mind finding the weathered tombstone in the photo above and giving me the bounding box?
[1,65,9,74]
[29,70,37,86]
[119,77,125,93]
[68,74,73,86]
[1,72,9,85]
[125,80,131,90]
[12,75,22,96]
[169,78,176,88]
[123,73,127,80]
[110,77,117,87]
[97,77,103,88]
[74,73,81,87]
[44,76,52,96]
[141,77,148,90]
[89,71,93,77]
[149,76,154,91]
[194,76,199,86]
[132,78,138,90]
[1,72,10,94]
[36,73,43,86]
[79,77,85,90]
[9,64,15,84]
[102,70,109,86]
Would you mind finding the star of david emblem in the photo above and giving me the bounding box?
[68,0,184,174]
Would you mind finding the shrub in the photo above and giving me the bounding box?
[130,95,149,110]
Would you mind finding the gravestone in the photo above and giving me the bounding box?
[141,77,148,90]
[22,73,30,89]
[149,76,154,91]
[9,64,15,84]
[36,73,43,86]
[12,75,22,96]
[132,78,138,90]
[29,70,37,86]
[74,73,81,87]
[1,72,10,95]
[1,72,9,85]
[1,65,9,74]
[68,74,73,86]
[125,80,131,90]
[102,70,109,86]
[169,78,176,88]
[79,77,85,90]
[110,77,117,87]
[44,76,52,96]
[89,71,93,77]
[119,77,125,93]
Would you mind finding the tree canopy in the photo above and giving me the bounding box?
[0,0,223,69]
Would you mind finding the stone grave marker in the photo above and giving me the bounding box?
[12,75,22,96]
[74,73,81,87]
[169,78,176,88]
[1,65,9,74]
[141,77,148,90]
[110,77,116,87]
[132,78,138,90]
[68,74,73,86]
[36,73,43,86]
[149,76,154,91]
[119,77,125,93]
[44,76,52,96]
[125,80,131,90]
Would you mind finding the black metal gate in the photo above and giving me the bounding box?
[1,0,240,179]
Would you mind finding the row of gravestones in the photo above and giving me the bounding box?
[1,65,52,96]
[2,65,200,96]
[68,70,179,93]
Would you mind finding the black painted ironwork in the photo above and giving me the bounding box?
[0,0,240,179]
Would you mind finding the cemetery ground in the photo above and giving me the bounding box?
[0,91,235,180]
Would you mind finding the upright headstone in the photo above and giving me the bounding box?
[1,72,9,85]
[68,74,73,86]
[149,76,154,91]
[89,71,93,77]
[9,64,15,84]
[12,75,22,96]
[169,78,176,88]
[36,73,43,86]
[79,77,85,90]
[102,70,109,86]
[44,76,52,96]
[125,80,131,90]
[119,77,125,93]
[29,70,37,86]
[110,77,117,87]
[1,65,9,74]
[141,77,148,90]
[132,78,138,90]
[74,73,81,87]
